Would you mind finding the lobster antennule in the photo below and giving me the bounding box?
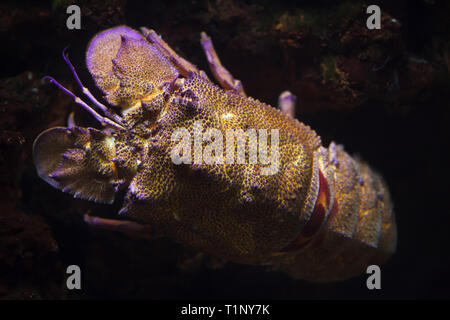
[62,47,125,126]
[43,76,125,131]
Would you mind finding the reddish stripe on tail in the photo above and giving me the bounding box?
[280,169,331,252]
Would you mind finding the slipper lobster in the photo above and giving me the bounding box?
[33,26,396,282]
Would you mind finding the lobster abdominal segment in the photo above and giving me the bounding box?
[281,169,332,252]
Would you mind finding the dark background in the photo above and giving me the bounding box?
[0,0,449,299]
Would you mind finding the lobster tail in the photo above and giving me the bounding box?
[280,144,396,282]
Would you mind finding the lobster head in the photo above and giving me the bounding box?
[33,26,179,203]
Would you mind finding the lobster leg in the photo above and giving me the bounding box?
[140,27,207,79]
[84,213,153,239]
[200,32,246,97]
[278,90,296,118]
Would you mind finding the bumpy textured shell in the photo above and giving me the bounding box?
[33,26,396,282]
